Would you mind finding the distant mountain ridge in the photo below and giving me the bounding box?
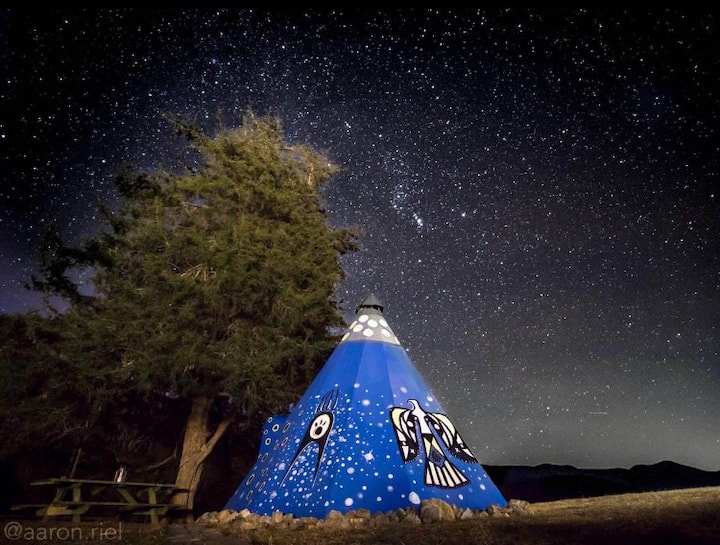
[484,460,720,503]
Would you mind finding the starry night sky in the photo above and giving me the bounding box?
[1,9,718,470]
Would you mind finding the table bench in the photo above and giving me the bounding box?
[12,478,190,525]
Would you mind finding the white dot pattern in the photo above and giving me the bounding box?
[342,314,400,345]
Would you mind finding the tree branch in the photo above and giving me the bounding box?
[197,418,232,466]
[139,447,178,472]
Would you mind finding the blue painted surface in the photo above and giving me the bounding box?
[225,302,506,517]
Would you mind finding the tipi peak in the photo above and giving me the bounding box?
[343,295,399,345]
[355,294,384,315]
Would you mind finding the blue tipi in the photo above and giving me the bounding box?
[225,295,506,517]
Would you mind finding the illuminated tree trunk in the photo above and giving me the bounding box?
[171,395,231,516]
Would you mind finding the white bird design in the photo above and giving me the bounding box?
[390,399,478,488]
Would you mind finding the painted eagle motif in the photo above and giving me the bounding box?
[390,399,478,488]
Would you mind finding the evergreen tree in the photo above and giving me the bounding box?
[30,112,358,512]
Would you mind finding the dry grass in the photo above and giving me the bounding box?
[5,487,719,544]
[213,486,720,545]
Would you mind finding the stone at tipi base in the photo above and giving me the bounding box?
[196,498,532,531]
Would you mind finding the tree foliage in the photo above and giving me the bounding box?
[85,113,357,414]
[6,112,358,499]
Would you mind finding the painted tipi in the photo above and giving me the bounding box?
[225,295,506,517]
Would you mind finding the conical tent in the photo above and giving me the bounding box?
[225,296,506,517]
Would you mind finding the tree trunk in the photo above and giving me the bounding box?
[171,395,231,517]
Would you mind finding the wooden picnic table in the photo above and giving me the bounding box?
[12,477,190,525]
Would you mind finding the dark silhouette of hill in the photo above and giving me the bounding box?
[485,460,720,502]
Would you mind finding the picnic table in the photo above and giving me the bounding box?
[12,477,190,525]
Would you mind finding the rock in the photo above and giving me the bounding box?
[293,517,319,530]
[459,508,475,520]
[402,512,421,524]
[508,499,532,514]
[236,520,259,530]
[349,508,372,519]
[194,497,533,532]
[486,504,504,516]
[237,508,252,520]
[420,498,456,522]
[216,509,238,524]
[195,511,217,525]
[323,516,351,529]
[369,512,391,527]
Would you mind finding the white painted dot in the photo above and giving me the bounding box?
[379,318,388,327]
[387,485,394,492]
[353,324,364,332]
[367,319,378,328]
[341,332,350,341]
[354,383,360,388]
[409,492,421,505]
[358,314,369,323]
[361,399,370,406]
[400,386,408,393]
[376,496,382,502]
[344,498,354,507]
[381,328,391,337]
[362,329,374,337]
[388,473,394,479]
[480,484,486,490]
[347,467,355,474]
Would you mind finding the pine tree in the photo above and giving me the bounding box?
[31,112,358,512]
